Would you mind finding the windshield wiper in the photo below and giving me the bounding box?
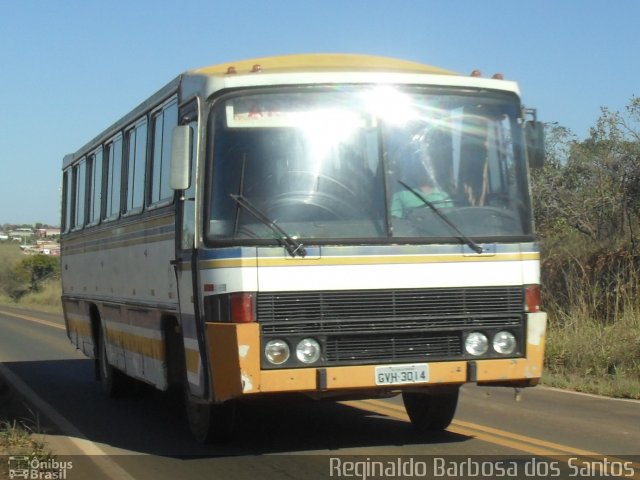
[230,194,307,258]
[397,180,484,254]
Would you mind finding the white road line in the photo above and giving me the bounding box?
[0,362,138,480]
[537,385,640,404]
[0,309,65,331]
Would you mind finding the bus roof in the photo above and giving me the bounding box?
[190,53,456,76]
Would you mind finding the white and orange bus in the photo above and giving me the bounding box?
[60,54,546,443]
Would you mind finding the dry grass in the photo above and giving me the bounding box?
[0,243,23,265]
[0,243,62,312]
[0,420,53,479]
[543,311,640,399]
[541,241,640,399]
[0,420,49,455]
[18,280,62,313]
[0,379,52,478]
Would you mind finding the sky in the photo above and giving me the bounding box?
[1,0,639,226]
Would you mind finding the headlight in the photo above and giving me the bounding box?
[465,332,489,356]
[265,339,290,365]
[296,338,321,364]
[493,331,517,355]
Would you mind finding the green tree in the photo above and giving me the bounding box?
[533,97,640,247]
[531,123,577,240]
[532,97,640,323]
[12,254,60,294]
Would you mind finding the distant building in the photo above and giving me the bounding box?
[36,228,61,238]
[38,245,61,256]
[9,228,33,241]
[35,239,61,256]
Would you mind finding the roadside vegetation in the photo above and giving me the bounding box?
[0,245,59,467]
[0,378,52,476]
[0,243,61,313]
[534,98,640,399]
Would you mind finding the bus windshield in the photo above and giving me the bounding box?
[207,86,532,244]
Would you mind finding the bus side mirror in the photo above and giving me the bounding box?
[170,126,192,190]
[525,121,545,169]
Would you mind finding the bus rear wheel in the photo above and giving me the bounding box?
[402,389,459,432]
[97,324,129,397]
[185,395,236,444]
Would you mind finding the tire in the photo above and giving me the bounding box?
[97,324,129,398]
[185,393,236,444]
[402,389,459,432]
[173,328,237,444]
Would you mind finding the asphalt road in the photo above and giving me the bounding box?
[0,306,638,480]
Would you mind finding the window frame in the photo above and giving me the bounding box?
[148,97,178,209]
[103,133,124,222]
[86,146,104,227]
[71,157,88,231]
[123,116,148,217]
[61,168,73,233]
[204,85,533,247]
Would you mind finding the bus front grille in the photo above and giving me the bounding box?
[325,333,462,362]
[257,286,525,368]
[258,286,523,322]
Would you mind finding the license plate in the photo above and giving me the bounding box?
[375,364,429,385]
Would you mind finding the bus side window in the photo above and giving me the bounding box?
[125,118,148,214]
[87,148,103,225]
[62,169,73,232]
[180,120,197,250]
[104,135,123,220]
[150,99,178,206]
[73,158,87,230]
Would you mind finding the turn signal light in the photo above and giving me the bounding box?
[525,285,541,313]
[230,292,256,323]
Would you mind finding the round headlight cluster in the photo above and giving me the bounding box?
[296,338,321,364]
[493,331,517,354]
[465,332,489,356]
[264,339,290,365]
[465,331,517,356]
[265,338,322,365]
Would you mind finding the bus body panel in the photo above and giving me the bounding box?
[61,211,177,390]
[197,244,539,291]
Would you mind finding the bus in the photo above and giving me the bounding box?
[60,53,546,443]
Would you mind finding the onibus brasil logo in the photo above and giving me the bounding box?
[8,455,73,479]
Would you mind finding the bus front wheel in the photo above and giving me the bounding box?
[402,389,459,432]
[185,396,236,444]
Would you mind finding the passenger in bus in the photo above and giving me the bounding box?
[391,161,453,218]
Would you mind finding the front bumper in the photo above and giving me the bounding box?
[207,312,547,402]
